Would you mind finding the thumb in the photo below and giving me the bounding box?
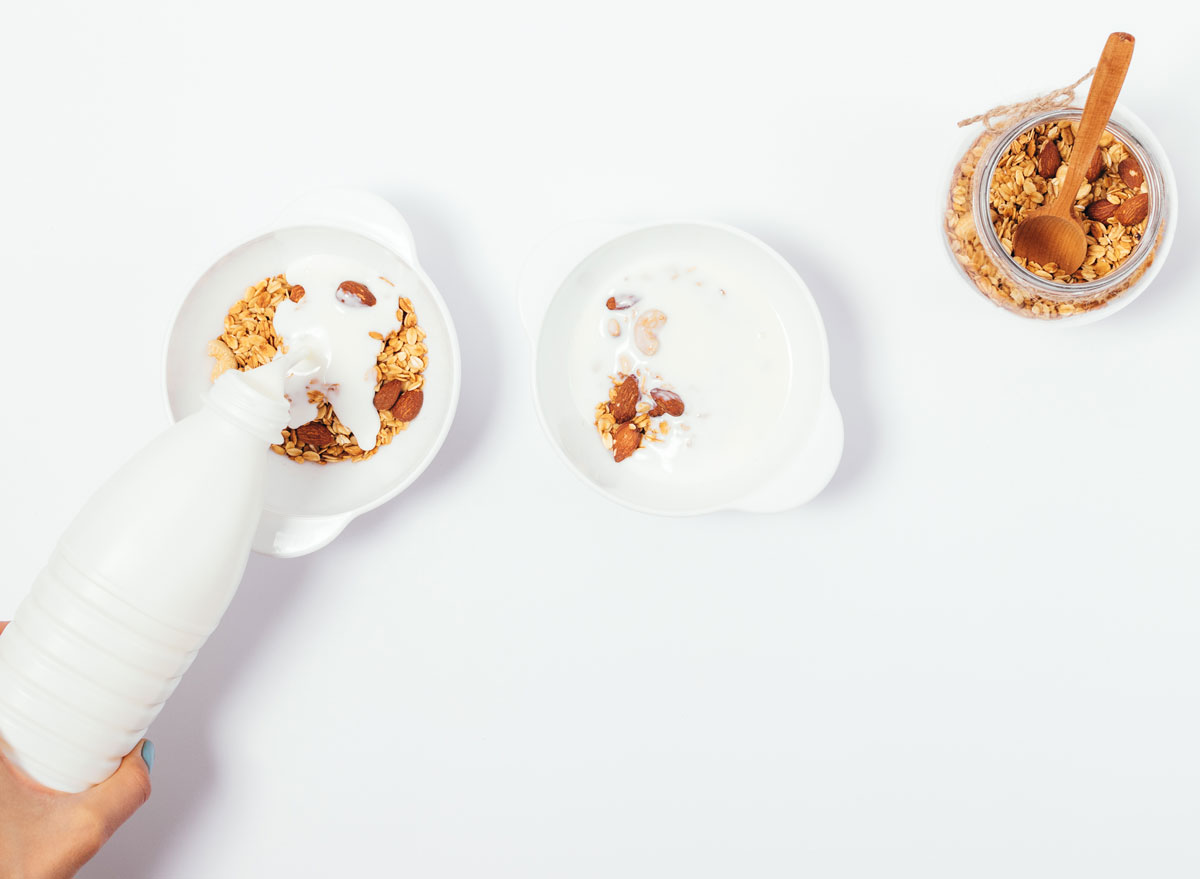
[80,739,153,839]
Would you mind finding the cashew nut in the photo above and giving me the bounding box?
[634,309,667,356]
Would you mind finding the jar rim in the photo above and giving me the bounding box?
[971,107,1165,301]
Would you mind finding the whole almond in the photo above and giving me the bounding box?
[336,280,377,307]
[1117,157,1144,190]
[296,422,334,446]
[612,422,642,462]
[648,388,685,417]
[1114,192,1149,226]
[610,374,639,424]
[390,388,424,422]
[373,379,403,411]
[1038,141,1061,178]
[288,284,306,303]
[1085,199,1118,222]
[1084,147,1105,182]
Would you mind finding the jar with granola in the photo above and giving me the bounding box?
[945,85,1176,322]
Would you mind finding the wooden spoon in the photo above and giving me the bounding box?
[1011,32,1135,274]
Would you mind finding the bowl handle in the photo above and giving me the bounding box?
[517,221,631,340]
[732,390,844,513]
[273,189,420,268]
[252,511,355,559]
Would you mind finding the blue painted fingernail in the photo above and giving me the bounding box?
[141,740,155,773]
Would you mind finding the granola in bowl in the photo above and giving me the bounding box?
[594,373,686,463]
[207,272,428,464]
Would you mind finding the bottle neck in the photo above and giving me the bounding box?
[203,363,292,446]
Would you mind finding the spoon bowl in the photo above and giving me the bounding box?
[1010,213,1088,271]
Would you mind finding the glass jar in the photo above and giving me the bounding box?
[944,105,1176,323]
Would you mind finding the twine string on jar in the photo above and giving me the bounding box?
[957,68,1095,132]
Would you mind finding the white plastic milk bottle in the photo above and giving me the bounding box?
[0,359,293,792]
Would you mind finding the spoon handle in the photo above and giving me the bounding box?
[1053,32,1135,219]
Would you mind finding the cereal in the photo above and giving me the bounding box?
[211,275,429,463]
[990,120,1149,283]
[945,119,1161,319]
[593,372,684,462]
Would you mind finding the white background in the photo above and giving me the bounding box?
[1,2,1197,877]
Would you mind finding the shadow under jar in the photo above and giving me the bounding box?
[945,107,1170,322]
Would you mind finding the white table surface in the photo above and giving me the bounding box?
[2,2,1197,877]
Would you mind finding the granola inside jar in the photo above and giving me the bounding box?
[945,107,1174,321]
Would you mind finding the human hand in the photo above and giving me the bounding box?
[0,621,154,879]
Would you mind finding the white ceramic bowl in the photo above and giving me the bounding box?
[520,221,843,515]
[164,190,461,557]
